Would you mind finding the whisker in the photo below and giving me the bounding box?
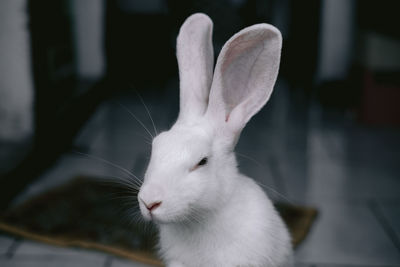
[188,213,201,224]
[185,206,204,225]
[116,102,154,139]
[135,91,158,136]
[133,132,153,145]
[73,151,143,187]
[102,176,141,190]
[107,191,136,201]
[236,152,263,168]
[109,176,142,190]
[236,152,292,203]
[121,208,141,227]
[109,195,137,202]
[254,180,293,204]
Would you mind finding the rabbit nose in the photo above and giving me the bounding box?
[145,201,162,212]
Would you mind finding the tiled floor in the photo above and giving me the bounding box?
[1,79,400,266]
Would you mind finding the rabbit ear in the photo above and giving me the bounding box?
[206,24,282,137]
[176,13,214,123]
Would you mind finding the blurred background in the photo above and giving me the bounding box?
[0,0,399,266]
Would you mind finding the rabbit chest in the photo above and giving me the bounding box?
[157,179,292,267]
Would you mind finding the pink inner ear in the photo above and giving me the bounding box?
[225,114,230,122]
[221,34,262,73]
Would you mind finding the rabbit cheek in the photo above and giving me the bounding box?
[182,177,208,208]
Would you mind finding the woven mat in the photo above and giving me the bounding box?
[0,176,317,266]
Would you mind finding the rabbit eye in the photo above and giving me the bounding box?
[198,157,208,166]
[190,157,208,172]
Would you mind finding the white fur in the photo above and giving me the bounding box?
[138,13,293,267]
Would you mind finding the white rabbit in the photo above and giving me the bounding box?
[138,13,293,267]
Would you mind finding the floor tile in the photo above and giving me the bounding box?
[111,257,155,267]
[315,264,400,267]
[345,128,400,170]
[285,135,400,203]
[0,235,14,254]
[0,254,105,267]
[308,159,400,202]
[16,240,106,259]
[294,262,313,267]
[378,201,400,247]
[295,200,400,265]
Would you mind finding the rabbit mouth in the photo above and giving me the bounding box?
[140,209,165,223]
[149,211,183,224]
[139,205,176,224]
[139,198,204,224]
[144,208,197,225]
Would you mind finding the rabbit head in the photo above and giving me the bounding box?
[138,13,282,224]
